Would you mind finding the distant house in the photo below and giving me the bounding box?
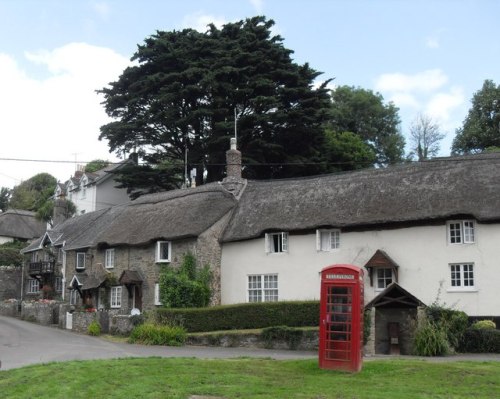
[55,161,131,215]
[0,209,46,244]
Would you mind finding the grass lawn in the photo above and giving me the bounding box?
[0,357,499,399]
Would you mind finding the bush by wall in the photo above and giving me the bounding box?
[153,301,319,332]
[129,323,186,346]
[459,328,500,353]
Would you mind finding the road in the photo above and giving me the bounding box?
[0,315,316,370]
[2,316,499,371]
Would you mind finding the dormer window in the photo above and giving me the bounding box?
[265,232,288,253]
[364,250,399,290]
[448,220,475,244]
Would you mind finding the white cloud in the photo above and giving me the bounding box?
[91,1,111,20]
[387,92,420,109]
[425,36,440,49]
[0,44,130,189]
[425,86,465,127]
[250,0,264,13]
[375,69,448,93]
[181,12,227,32]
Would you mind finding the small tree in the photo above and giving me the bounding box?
[159,252,212,308]
[408,114,445,161]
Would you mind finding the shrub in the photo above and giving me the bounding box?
[129,323,186,346]
[459,328,500,353]
[153,301,319,332]
[261,326,303,350]
[88,320,101,336]
[0,241,25,266]
[413,320,450,356]
[425,304,468,350]
[471,320,496,330]
[159,252,211,308]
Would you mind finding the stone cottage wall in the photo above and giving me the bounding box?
[21,301,61,325]
[0,266,22,301]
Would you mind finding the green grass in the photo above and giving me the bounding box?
[0,358,499,399]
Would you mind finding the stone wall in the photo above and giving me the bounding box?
[0,301,19,317]
[374,307,418,355]
[20,301,61,325]
[0,266,21,301]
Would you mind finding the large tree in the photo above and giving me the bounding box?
[327,85,405,165]
[99,16,332,190]
[408,114,445,161]
[9,173,57,212]
[452,80,500,154]
[0,187,10,212]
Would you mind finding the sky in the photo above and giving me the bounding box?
[0,0,499,189]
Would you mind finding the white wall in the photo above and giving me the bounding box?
[0,236,13,245]
[95,178,130,211]
[220,222,500,316]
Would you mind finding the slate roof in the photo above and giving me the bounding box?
[0,209,46,240]
[222,152,500,242]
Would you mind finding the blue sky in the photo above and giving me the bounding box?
[0,0,499,189]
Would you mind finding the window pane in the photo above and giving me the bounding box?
[463,221,475,243]
[331,230,340,249]
[449,223,462,243]
[320,231,330,251]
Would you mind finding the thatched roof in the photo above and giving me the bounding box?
[222,153,500,242]
[24,182,236,252]
[95,183,236,247]
[0,209,46,240]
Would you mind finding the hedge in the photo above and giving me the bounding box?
[459,328,500,353]
[153,301,320,333]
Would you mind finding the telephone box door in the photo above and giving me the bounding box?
[319,264,364,372]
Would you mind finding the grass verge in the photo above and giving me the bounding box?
[0,358,499,398]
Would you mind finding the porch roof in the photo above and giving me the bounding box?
[365,283,425,309]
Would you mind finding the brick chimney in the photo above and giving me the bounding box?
[226,138,242,179]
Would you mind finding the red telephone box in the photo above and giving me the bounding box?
[319,264,364,372]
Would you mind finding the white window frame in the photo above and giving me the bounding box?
[69,289,78,305]
[316,229,340,251]
[54,277,63,293]
[105,249,115,269]
[110,286,122,308]
[247,274,279,303]
[448,220,475,244]
[375,268,393,291]
[449,263,476,291]
[154,283,162,306]
[155,241,171,263]
[265,232,288,254]
[27,279,40,294]
[76,252,86,270]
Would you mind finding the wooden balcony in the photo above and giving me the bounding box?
[28,261,55,276]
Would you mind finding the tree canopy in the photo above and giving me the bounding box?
[99,16,333,189]
[9,173,57,212]
[326,85,405,166]
[452,79,500,154]
[408,114,445,161]
[84,159,110,173]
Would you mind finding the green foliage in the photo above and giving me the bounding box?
[153,301,319,333]
[128,323,186,346]
[0,187,10,212]
[36,199,77,226]
[9,173,57,212]
[413,320,450,356]
[261,326,303,350]
[0,240,25,266]
[459,328,500,353]
[87,320,101,336]
[84,159,110,173]
[324,130,377,171]
[327,85,405,166]
[159,252,211,308]
[99,16,332,193]
[471,320,497,330]
[363,310,372,345]
[425,304,468,350]
[452,79,500,154]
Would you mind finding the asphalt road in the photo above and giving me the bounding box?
[2,316,499,371]
[0,315,316,370]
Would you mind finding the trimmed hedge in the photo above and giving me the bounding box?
[459,328,500,353]
[153,301,319,333]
